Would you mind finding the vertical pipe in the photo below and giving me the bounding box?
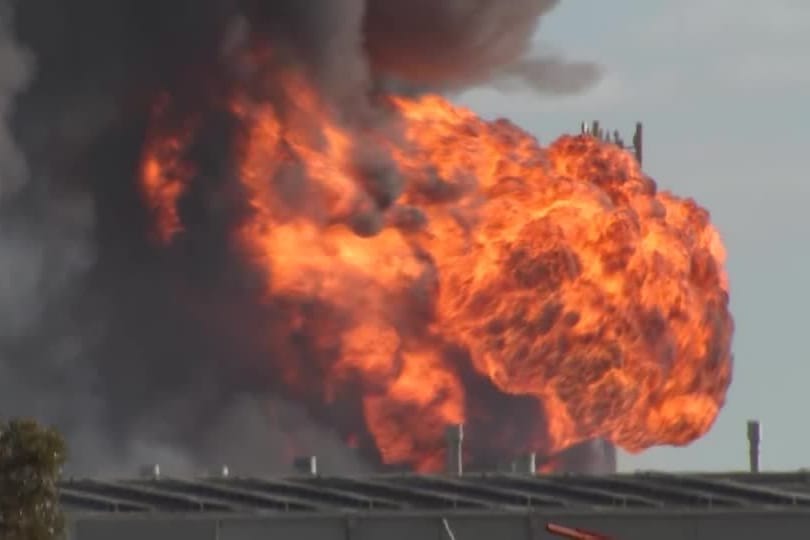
[445,424,463,476]
[747,420,761,473]
[633,122,643,165]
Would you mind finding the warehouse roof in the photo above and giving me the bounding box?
[58,471,810,515]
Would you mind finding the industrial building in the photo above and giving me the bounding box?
[62,470,810,540]
[58,420,807,540]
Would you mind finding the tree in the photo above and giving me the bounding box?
[0,419,66,540]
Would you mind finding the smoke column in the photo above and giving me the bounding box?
[0,0,602,476]
[0,0,94,438]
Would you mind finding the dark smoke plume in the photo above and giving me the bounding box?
[0,0,598,476]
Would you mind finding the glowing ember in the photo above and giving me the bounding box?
[139,59,733,472]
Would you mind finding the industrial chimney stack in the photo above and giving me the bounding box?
[445,424,464,476]
[747,420,761,473]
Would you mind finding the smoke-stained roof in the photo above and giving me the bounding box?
[59,471,810,515]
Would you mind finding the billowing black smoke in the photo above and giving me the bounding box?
[0,0,599,476]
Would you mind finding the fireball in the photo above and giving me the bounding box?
[139,52,733,473]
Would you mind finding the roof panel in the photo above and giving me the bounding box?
[395,474,567,509]
[59,472,810,515]
[489,475,664,509]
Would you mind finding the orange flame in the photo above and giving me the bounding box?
[139,65,733,471]
[139,94,198,244]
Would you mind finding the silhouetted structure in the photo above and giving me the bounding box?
[581,121,643,165]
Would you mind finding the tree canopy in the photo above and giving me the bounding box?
[0,419,66,540]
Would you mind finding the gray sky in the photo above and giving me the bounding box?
[460,0,810,472]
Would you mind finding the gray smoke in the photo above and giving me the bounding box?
[0,1,30,198]
[0,0,600,478]
[245,0,600,98]
[497,57,603,95]
[363,0,600,93]
[0,3,97,480]
[0,1,94,420]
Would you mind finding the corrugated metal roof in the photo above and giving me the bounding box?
[58,471,810,515]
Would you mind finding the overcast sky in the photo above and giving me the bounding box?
[461,0,810,472]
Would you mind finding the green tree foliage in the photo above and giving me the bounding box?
[0,419,66,540]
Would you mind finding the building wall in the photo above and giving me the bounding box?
[67,510,810,540]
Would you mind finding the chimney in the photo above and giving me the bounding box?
[293,455,318,475]
[632,122,643,165]
[513,452,537,475]
[747,420,761,473]
[445,423,464,476]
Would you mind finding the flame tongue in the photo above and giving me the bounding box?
[140,64,733,471]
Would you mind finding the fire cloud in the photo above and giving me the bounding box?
[0,0,731,475]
